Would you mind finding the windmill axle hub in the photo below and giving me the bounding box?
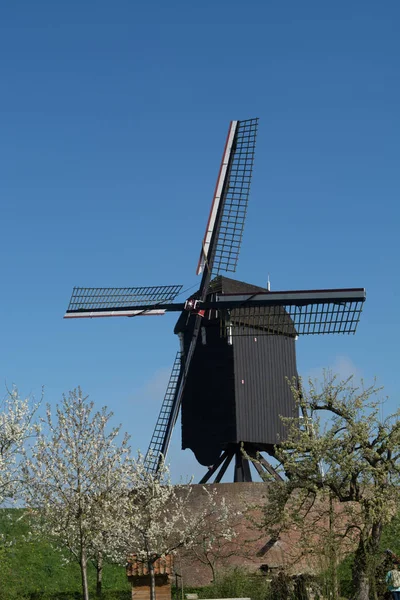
[184,298,205,316]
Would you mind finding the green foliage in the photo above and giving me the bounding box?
[0,509,130,599]
[262,374,400,600]
[326,511,400,600]
[0,545,20,600]
[379,512,400,557]
[199,567,270,600]
[172,585,201,600]
[336,554,354,598]
[28,593,131,600]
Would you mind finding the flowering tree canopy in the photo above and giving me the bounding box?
[23,389,237,600]
[0,385,39,506]
[186,491,242,583]
[23,388,134,600]
[105,454,235,600]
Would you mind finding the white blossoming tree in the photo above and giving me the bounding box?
[23,388,134,600]
[105,454,235,600]
[0,385,40,506]
[186,497,242,583]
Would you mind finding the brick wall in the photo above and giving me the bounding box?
[176,482,349,587]
[126,481,353,590]
[176,482,271,587]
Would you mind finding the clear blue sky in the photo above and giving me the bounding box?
[1,1,399,481]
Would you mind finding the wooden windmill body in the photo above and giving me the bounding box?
[176,275,298,481]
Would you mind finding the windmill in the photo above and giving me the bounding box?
[64,118,366,482]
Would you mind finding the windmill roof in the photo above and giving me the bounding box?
[174,276,297,337]
[207,275,269,296]
[212,277,297,337]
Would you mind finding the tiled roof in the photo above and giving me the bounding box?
[127,554,173,577]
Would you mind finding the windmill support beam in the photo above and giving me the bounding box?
[198,444,283,484]
[245,445,283,482]
[251,457,268,480]
[234,450,252,483]
[215,451,235,483]
[198,451,230,484]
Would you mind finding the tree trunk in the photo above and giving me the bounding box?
[327,559,339,600]
[80,549,90,600]
[149,559,156,600]
[370,521,383,600]
[356,573,370,600]
[96,551,103,597]
[210,562,216,584]
[352,517,383,600]
[328,495,339,600]
[353,540,370,600]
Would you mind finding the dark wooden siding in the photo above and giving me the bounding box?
[181,320,237,466]
[233,332,298,445]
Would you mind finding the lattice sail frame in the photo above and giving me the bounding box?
[144,352,182,473]
[214,118,258,275]
[216,289,366,336]
[65,285,183,318]
[197,118,258,277]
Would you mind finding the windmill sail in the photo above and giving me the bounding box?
[64,285,183,318]
[145,118,260,471]
[148,120,259,467]
[216,288,366,336]
[144,352,182,473]
[197,119,258,277]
